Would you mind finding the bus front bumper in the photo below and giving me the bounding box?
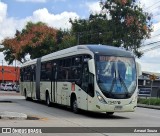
[90,103,137,112]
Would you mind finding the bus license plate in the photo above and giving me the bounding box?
[114,105,123,110]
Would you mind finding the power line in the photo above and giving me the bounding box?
[144,0,160,11]
[141,44,160,52]
[139,40,160,51]
[150,33,160,39]
[141,40,160,47]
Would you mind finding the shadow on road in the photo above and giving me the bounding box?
[81,111,129,119]
[25,99,130,119]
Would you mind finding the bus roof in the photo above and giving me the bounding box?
[42,44,133,58]
[21,44,134,67]
[80,45,133,57]
[21,59,37,67]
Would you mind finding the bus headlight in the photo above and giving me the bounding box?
[96,91,107,104]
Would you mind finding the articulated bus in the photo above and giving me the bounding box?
[20,45,140,114]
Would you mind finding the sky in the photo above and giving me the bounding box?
[0,0,160,73]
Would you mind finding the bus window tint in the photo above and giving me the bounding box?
[96,56,136,99]
[23,66,32,81]
[72,56,82,66]
[71,56,82,80]
[65,58,71,67]
[46,62,52,80]
[57,56,83,81]
[41,62,52,81]
[58,60,69,80]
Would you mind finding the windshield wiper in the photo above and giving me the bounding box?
[109,69,116,93]
[109,69,128,94]
[118,71,128,93]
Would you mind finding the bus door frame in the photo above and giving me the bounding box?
[51,61,57,103]
[30,65,35,99]
[80,62,89,110]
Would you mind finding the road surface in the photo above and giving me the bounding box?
[0,91,159,136]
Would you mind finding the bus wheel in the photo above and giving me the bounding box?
[72,99,79,114]
[46,93,51,107]
[106,112,114,116]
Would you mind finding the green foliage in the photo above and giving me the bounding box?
[70,14,110,45]
[57,30,77,50]
[138,98,160,106]
[3,49,15,65]
[1,22,58,64]
[24,35,57,59]
[70,0,152,57]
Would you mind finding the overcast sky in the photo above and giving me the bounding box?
[0,0,160,73]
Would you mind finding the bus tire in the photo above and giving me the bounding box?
[71,98,79,114]
[46,92,51,107]
[106,112,114,116]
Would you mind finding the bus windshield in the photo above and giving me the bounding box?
[96,55,136,99]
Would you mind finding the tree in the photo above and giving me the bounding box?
[56,29,77,50]
[101,0,152,57]
[1,22,58,64]
[70,14,110,45]
[70,0,152,57]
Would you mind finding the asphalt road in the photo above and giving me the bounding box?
[0,91,159,136]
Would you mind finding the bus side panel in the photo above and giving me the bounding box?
[40,82,51,101]
[56,82,62,104]
[24,81,31,97]
[31,82,36,99]
[55,81,89,110]
[20,81,24,96]
[75,85,88,110]
[56,82,71,106]
[61,82,70,106]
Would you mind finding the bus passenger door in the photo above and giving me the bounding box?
[30,66,36,99]
[80,63,89,110]
[51,63,57,103]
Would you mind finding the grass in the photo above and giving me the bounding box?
[138,98,160,106]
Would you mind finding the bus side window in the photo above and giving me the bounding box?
[57,60,63,80]
[24,66,31,81]
[72,56,82,67]
[41,63,47,81]
[46,62,52,80]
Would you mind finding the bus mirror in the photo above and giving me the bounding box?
[136,61,142,77]
[88,59,95,75]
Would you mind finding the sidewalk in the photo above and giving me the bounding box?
[0,91,20,96]
[137,103,160,110]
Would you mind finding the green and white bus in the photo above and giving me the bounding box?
[20,45,140,114]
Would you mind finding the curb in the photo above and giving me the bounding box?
[137,104,160,110]
[0,111,27,120]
